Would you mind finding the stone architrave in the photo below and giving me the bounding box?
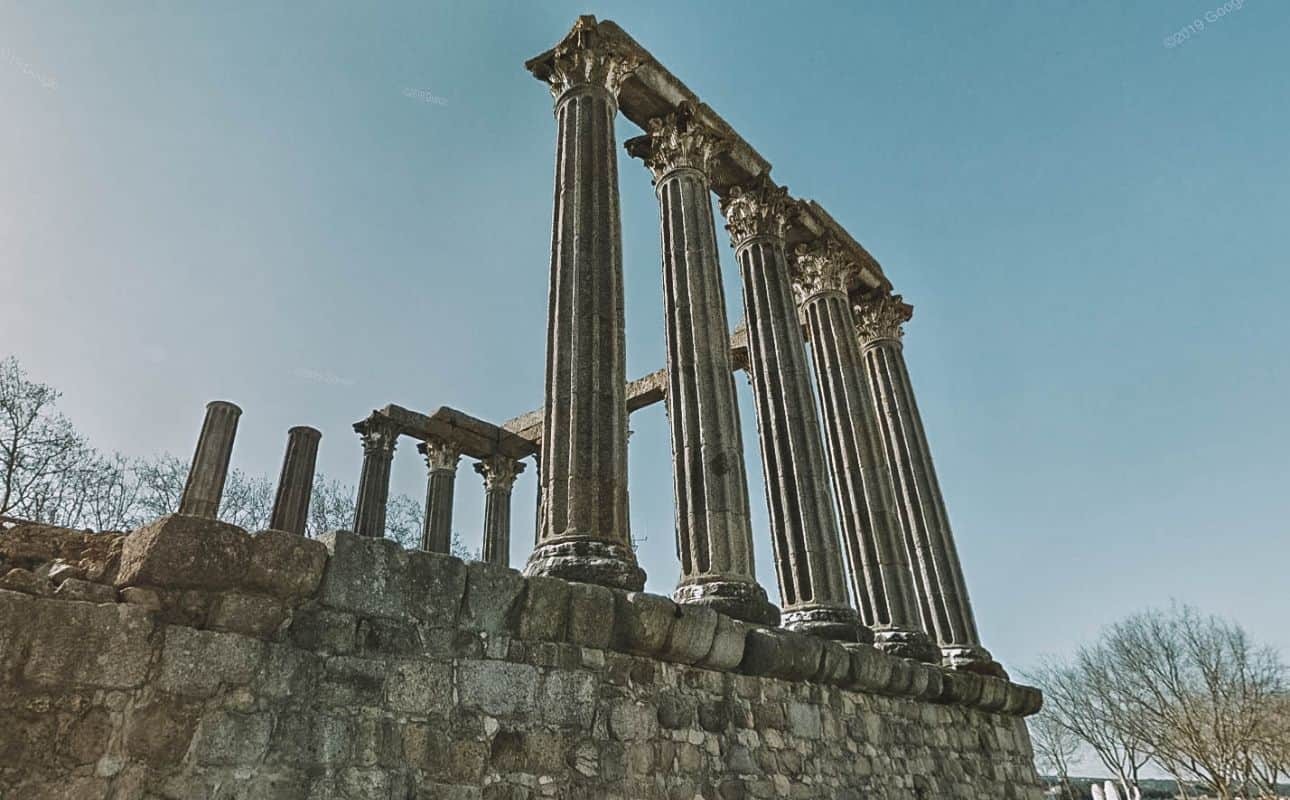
[522,17,645,591]
[719,176,860,641]
[419,438,461,554]
[791,240,937,661]
[854,294,1004,676]
[352,414,399,539]
[178,401,242,519]
[624,103,777,626]
[268,426,321,536]
[475,455,526,567]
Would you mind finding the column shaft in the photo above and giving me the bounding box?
[352,416,398,539]
[856,295,1003,676]
[477,456,525,567]
[419,440,460,554]
[524,24,644,591]
[269,426,321,535]
[720,179,859,640]
[795,256,936,660]
[625,106,775,625]
[178,401,242,519]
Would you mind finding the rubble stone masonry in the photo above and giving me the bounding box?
[0,518,1044,799]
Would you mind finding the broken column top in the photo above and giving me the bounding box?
[527,16,892,296]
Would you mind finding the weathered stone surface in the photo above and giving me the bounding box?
[317,530,409,620]
[208,591,289,638]
[566,581,615,649]
[407,549,468,626]
[246,528,329,600]
[460,560,525,635]
[9,592,153,688]
[159,624,264,697]
[517,575,569,642]
[0,521,124,583]
[613,591,676,656]
[697,613,747,671]
[54,577,118,603]
[0,567,51,596]
[458,660,539,716]
[660,604,718,665]
[116,513,251,591]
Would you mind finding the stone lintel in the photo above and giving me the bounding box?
[362,405,537,462]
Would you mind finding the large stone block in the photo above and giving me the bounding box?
[246,529,329,601]
[192,711,273,766]
[116,514,250,591]
[566,582,615,649]
[612,591,676,656]
[317,530,410,620]
[459,560,526,635]
[386,659,453,716]
[457,660,540,717]
[207,591,289,638]
[407,549,468,626]
[660,604,718,665]
[697,614,747,671]
[517,575,569,642]
[17,594,153,689]
[158,624,264,697]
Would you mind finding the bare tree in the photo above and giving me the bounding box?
[1029,656,1151,796]
[1098,605,1286,800]
[0,357,90,522]
[1030,707,1082,800]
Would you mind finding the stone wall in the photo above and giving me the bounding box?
[0,518,1044,799]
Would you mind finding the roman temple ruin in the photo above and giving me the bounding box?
[0,16,1045,798]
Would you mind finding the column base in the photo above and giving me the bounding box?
[942,644,1008,679]
[674,580,780,627]
[781,606,869,643]
[522,539,645,592]
[872,627,941,663]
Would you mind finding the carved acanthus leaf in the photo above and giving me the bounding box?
[420,439,462,473]
[354,415,399,456]
[853,294,914,344]
[541,16,640,100]
[790,238,855,304]
[475,455,526,492]
[719,175,793,247]
[624,102,726,181]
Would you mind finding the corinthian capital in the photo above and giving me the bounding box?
[719,175,794,247]
[419,438,461,473]
[790,238,855,304]
[853,294,914,345]
[474,455,526,492]
[624,102,726,181]
[354,415,399,456]
[531,16,640,101]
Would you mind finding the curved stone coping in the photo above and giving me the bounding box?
[310,531,1041,717]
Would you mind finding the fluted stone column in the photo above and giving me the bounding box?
[178,400,242,519]
[523,18,645,591]
[719,176,860,641]
[418,439,460,554]
[476,455,526,567]
[854,294,1004,676]
[352,415,398,539]
[791,241,937,661]
[624,104,777,626]
[268,426,321,535]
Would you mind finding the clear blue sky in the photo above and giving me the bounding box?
[3,1,1287,678]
